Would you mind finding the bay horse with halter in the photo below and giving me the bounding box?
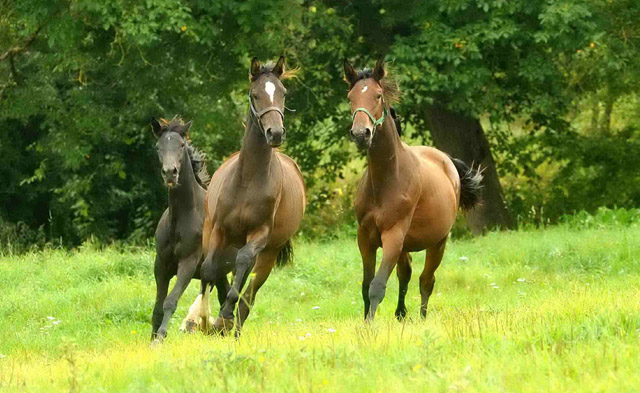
[343,57,483,321]
[149,117,230,346]
[198,56,305,335]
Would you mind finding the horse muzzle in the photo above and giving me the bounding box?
[350,127,372,150]
[265,127,285,147]
[162,166,179,188]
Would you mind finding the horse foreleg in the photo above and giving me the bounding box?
[153,254,198,345]
[151,255,169,342]
[358,228,377,320]
[218,227,268,333]
[368,227,405,321]
[395,252,412,321]
[215,274,231,315]
[420,237,446,318]
[236,249,278,336]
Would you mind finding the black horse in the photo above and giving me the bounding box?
[150,117,230,346]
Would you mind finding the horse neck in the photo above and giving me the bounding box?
[236,115,275,182]
[366,113,404,187]
[168,148,200,213]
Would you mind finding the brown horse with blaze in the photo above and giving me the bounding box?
[197,56,306,336]
[344,56,483,321]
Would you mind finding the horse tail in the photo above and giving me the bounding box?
[276,240,294,268]
[451,157,483,210]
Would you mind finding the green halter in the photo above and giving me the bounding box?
[352,98,388,133]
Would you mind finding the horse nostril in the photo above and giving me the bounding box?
[172,167,178,175]
[365,128,372,139]
[350,129,356,138]
[265,128,273,139]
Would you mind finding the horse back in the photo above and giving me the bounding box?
[409,145,460,197]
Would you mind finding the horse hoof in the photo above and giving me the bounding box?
[395,308,408,322]
[180,319,197,333]
[213,316,234,335]
[150,338,163,349]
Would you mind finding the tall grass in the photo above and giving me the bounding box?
[0,222,638,392]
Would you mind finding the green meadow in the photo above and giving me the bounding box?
[1,222,639,392]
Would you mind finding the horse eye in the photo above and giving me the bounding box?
[376,94,382,100]
[181,142,185,147]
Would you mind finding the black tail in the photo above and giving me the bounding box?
[276,240,294,268]
[451,158,483,210]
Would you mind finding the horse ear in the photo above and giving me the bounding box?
[272,55,285,78]
[250,57,261,79]
[151,118,162,137]
[177,120,192,136]
[343,58,357,86]
[372,55,385,81]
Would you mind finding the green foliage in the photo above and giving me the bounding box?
[0,0,357,245]
[1,0,640,247]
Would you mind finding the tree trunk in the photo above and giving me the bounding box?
[590,96,600,134]
[424,104,515,234]
[601,94,614,135]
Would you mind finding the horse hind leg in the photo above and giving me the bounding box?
[395,252,412,321]
[420,238,446,318]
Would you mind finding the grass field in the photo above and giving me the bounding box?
[1,223,639,392]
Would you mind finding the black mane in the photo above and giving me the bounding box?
[186,143,210,188]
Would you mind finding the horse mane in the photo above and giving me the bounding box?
[158,116,210,188]
[251,62,300,81]
[351,68,403,136]
[350,67,401,105]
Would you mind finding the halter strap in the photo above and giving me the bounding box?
[351,98,388,134]
[249,92,285,136]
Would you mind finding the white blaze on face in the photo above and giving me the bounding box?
[265,81,276,103]
[361,85,368,93]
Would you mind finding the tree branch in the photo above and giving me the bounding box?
[0,26,42,62]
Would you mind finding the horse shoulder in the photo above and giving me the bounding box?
[275,152,306,203]
[154,208,171,246]
[354,170,373,219]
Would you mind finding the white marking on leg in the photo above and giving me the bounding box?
[200,284,211,333]
[265,81,276,103]
[179,294,202,332]
[361,85,368,93]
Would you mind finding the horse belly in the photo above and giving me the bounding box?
[404,197,456,250]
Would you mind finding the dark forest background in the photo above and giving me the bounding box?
[1,0,639,249]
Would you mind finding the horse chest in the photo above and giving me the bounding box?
[218,198,274,240]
